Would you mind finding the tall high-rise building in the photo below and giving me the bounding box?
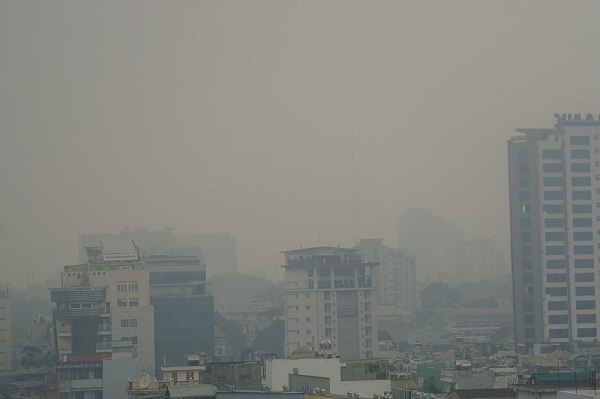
[52,240,156,375]
[282,246,378,360]
[397,209,464,282]
[354,239,417,313]
[143,254,214,371]
[0,288,11,371]
[508,113,600,350]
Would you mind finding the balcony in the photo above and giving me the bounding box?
[96,342,112,353]
[98,324,112,334]
[56,326,72,336]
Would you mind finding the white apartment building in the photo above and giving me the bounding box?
[0,288,11,371]
[282,246,378,360]
[508,113,600,350]
[354,239,417,312]
[52,240,155,376]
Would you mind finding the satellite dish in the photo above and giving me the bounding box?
[138,373,151,389]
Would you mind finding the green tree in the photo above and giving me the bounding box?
[464,297,498,308]
[251,319,284,358]
[423,377,442,394]
[214,312,248,360]
[20,345,51,367]
[419,282,463,309]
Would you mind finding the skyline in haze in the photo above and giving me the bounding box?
[2,1,600,285]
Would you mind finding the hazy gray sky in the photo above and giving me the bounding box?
[2,1,600,284]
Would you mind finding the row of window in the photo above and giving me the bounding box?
[523,272,594,284]
[116,281,139,292]
[521,245,595,256]
[116,298,139,307]
[543,148,599,159]
[521,258,595,270]
[524,300,598,311]
[120,318,138,327]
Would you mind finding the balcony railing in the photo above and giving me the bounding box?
[96,342,112,350]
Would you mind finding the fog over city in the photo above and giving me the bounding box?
[2,1,600,284]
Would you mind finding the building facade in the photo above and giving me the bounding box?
[456,239,509,283]
[354,239,417,312]
[0,287,12,371]
[282,246,378,360]
[143,254,214,372]
[51,240,156,376]
[508,113,600,350]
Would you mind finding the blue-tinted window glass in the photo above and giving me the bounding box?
[572,149,591,159]
[521,218,531,228]
[577,328,597,338]
[543,149,562,159]
[574,245,594,255]
[549,329,569,338]
[546,246,566,255]
[575,273,594,282]
[524,301,534,311]
[573,232,593,241]
[548,301,568,310]
[545,232,565,241]
[548,315,569,324]
[543,205,564,214]
[570,136,590,145]
[524,315,534,325]
[522,246,532,256]
[573,218,592,227]
[572,190,592,200]
[520,191,530,201]
[543,163,563,173]
[547,273,567,283]
[571,163,591,172]
[576,286,595,296]
[543,177,563,187]
[572,177,592,186]
[573,204,592,214]
[545,218,564,228]
[575,259,594,268]
[522,258,532,269]
[544,191,563,200]
[576,300,596,310]
[546,259,566,269]
[577,314,596,323]
[520,177,530,188]
[519,163,529,173]
[545,287,567,296]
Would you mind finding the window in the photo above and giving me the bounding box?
[306,330,312,335]
[572,163,591,173]
[573,218,593,227]
[576,286,595,296]
[574,245,594,255]
[306,317,311,322]
[521,232,531,242]
[546,287,567,296]
[543,149,562,159]
[186,371,194,381]
[576,300,596,310]
[117,299,127,307]
[546,259,566,269]
[524,301,534,311]
[543,163,563,173]
[577,328,597,338]
[521,246,532,256]
[577,314,596,323]
[521,218,531,228]
[128,282,138,292]
[549,329,569,338]
[545,218,564,228]
[546,246,566,255]
[543,204,564,214]
[520,191,530,201]
[548,301,568,310]
[525,328,535,339]
[522,258,532,269]
[129,319,138,327]
[129,298,139,307]
[570,136,590,145]
[572,177,592,186]
[519,150,529,161]
[519,163,529,173]
[572,190,592,200]
[305,305,310,310]
[547,273,566,283]
[543,177,563,187]
[121,319,129,327]
[524,315,534,325]
[573,204,592,213]
[544,191,563,200]
[117,282,127,292]
[574,232,593,241]
[548,315,569,324]
[575,259,594,268]
[575,273,594,282]
[519,177,530,188]
[171,372,178,382]
[572,149,591,159]
[545,232,565,241]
